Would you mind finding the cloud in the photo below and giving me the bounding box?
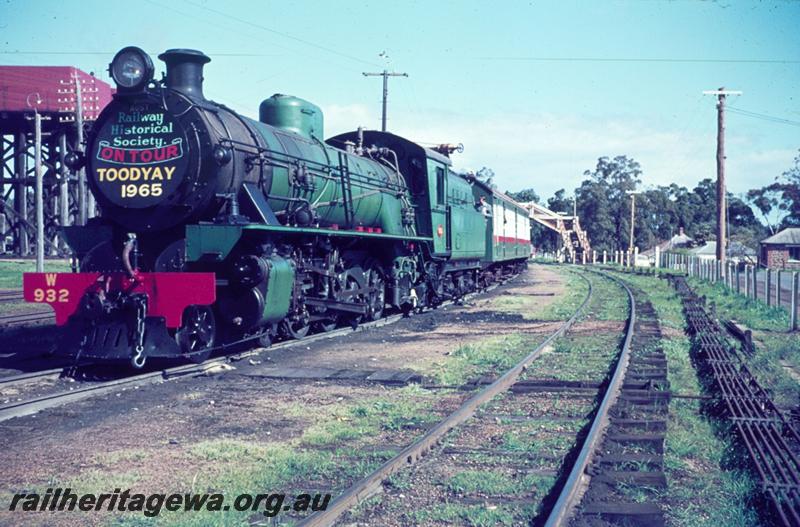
[323,103,795,201]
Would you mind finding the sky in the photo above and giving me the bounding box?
[2,0,799,207]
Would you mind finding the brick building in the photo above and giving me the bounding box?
[760,228,800,270]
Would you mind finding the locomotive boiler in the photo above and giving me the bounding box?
[23,46,531,367]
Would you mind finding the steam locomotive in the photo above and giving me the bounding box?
[23,46,531,367]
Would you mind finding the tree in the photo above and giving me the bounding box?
[747,149,800,232]
[524,154,769,256]
[575,179,615,252]
[575,156,642,253]
[728,196,760,229]
[747,187,781,234]
[476,167,496,188]
[547,189,574,214]
[507,188,540,204]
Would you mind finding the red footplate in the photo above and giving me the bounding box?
[23,272,216,327]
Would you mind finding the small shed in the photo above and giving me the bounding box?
[760,228,800,270]
[689,241,717,261]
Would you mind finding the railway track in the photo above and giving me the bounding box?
[0,310,407,423]
[294,270,600,526]
[0,310,54,327]
[0,367,66,388]
[0,277,514,423]
[547,271,669,527]
[295,269,671,527]
[0,290,23,303]
[675,275,800,526]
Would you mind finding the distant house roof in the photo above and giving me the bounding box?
[761,228,800,246]
[641,230,693,257]
[665,232,693,249]
[690,242,717,256]
[689,240,756,257]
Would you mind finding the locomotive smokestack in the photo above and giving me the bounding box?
[158,49,210,99]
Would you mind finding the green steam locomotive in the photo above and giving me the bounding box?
[23,46,531,367]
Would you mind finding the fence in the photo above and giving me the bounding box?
[660,252,799,331]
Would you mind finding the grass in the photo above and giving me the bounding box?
[537,268,589,321]
[688,277,790,332]
[501,428,576,456]
[301,388,438,447]
[132,265,587,526]
[489,264,588,322]
[427,332,541,386]
[581,270,629,321]
[480,393,592,419]
[447,470,518,495]
[419,265,586,387]
[7,387,439,527]
[665,399,761,526]
[144,265,586,525]
[446,469,555,497]
[97,448,149,465]
[294,385,440,448]
[406,502,530,527]
[0,258,71,289]
[519,271,629,382]
[526,332,623,381]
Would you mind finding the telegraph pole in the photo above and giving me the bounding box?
[362,70,408,132]
[34,108,44,272]
[703,88,742,264]
[626,190,640,253]
[75,72,87,225]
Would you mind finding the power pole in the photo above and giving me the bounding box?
[75,72,88,225]
[703,88,742,265]
[626,190,640,253]
[34,109,44,272]
[362,70,408,132]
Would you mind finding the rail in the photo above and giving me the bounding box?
[0,290,23,303]
[297,270,595,527]
[544,269,637,526]
[675,275,800,526]
[0,276,511,423]
[0,311,54,326]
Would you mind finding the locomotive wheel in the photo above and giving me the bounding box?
[366,265,385,321]
[282,318,310,339]
[175,305,216,363]
[342,267,366,327]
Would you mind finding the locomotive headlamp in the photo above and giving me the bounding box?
[109,47,154,92]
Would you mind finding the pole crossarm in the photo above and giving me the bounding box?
[362,70,408,132]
